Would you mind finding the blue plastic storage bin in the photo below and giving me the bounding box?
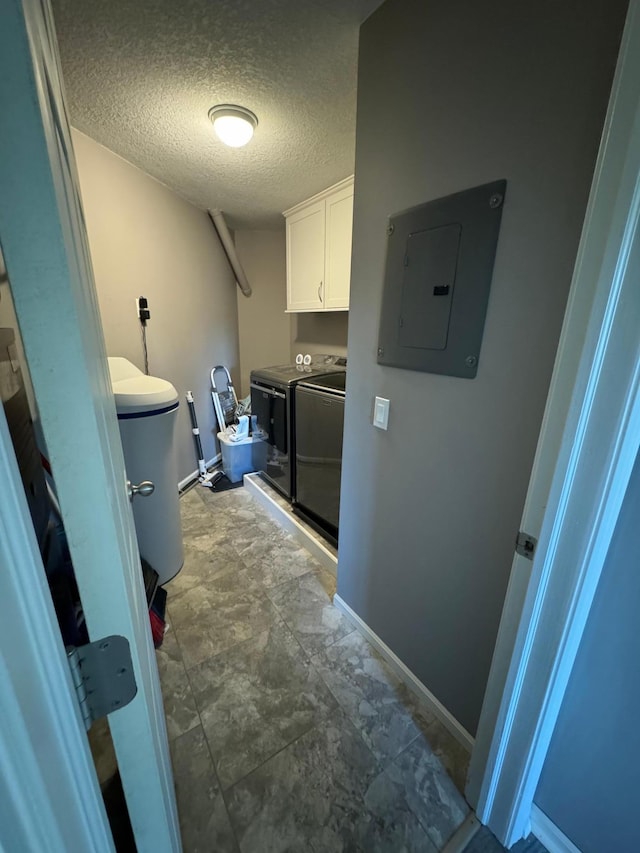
[217,431,258,483]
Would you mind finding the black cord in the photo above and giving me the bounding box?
[141,322,149,375]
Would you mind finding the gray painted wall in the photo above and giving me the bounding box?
[235,230,292,397]
[338,0,626,734]
[72,130,240,482]
[290,311,349,362]
[535,453,640,851]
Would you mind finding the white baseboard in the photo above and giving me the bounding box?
[530,804,581,853]
[333,593,474,753]
[178,454,221,492]
[441,813,482,853]
[243,473,337,575]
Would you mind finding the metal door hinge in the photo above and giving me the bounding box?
[67,635,137,730]
[515,530,537,560]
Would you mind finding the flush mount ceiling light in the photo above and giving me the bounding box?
[208,104,258,148]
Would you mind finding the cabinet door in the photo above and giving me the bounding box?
[324,184,354,310]
[286,200,325,311]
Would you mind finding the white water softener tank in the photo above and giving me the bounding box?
[108,357,183,584]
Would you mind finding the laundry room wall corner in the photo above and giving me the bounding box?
[71,129,240,481]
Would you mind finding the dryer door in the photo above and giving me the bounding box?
[295,385,344,532]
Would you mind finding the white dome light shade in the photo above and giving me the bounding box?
[208,105,258,148]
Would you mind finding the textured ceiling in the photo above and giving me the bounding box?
[51,0,383,228]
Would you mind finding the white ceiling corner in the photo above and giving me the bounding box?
[51,0,384,229]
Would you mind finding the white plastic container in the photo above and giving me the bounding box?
[108,357,183,584]
[217,431,262,483]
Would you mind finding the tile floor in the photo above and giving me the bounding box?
[158,485,543,853]
[245,472,339,568]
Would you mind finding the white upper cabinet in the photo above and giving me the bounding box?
[286,199,326,311]
[284,176,354,312]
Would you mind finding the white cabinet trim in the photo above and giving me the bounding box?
[283,175,354,218]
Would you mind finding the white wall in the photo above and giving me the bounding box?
[71,130,240,481]
[338,0,627,735]
[234,230,291,397]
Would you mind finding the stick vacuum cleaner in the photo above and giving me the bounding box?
[185,391,222,488]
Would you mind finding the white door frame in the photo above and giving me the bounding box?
[469,0,640,844]
[0,1,180,849]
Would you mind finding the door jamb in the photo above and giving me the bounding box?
[471,1,640,844]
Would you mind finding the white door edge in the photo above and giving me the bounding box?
[0,403,114,852]
[469,1,640,844]
[0,1,180,849]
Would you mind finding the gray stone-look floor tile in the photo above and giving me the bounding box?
[155,629,200,741]
[357,770,439,853]
[200,501,279,555]
[184,535,242,565]
[179,486,206,516]
[189,620,338,789]
[386,734,469,850]
[168,538,249,598]
[179,488,219,536]
[180,486,204,506]
[267,571,355,656]
[204,560,268,604]
[169,548,264,605]
[167,485,473,852]
[199,486,267,526]
[170,725,239,853]
[420,715,470,794]
[232,524,285,562]
[246,474,340,561]
[170,584,279,669]
[313,565,337,598]
[312,630,432,765]
[241,534,322,589]
[225,708,383,853]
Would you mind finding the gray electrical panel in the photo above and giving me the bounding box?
[377,180,506,378]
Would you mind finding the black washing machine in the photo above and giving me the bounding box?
[250,357,346,501]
